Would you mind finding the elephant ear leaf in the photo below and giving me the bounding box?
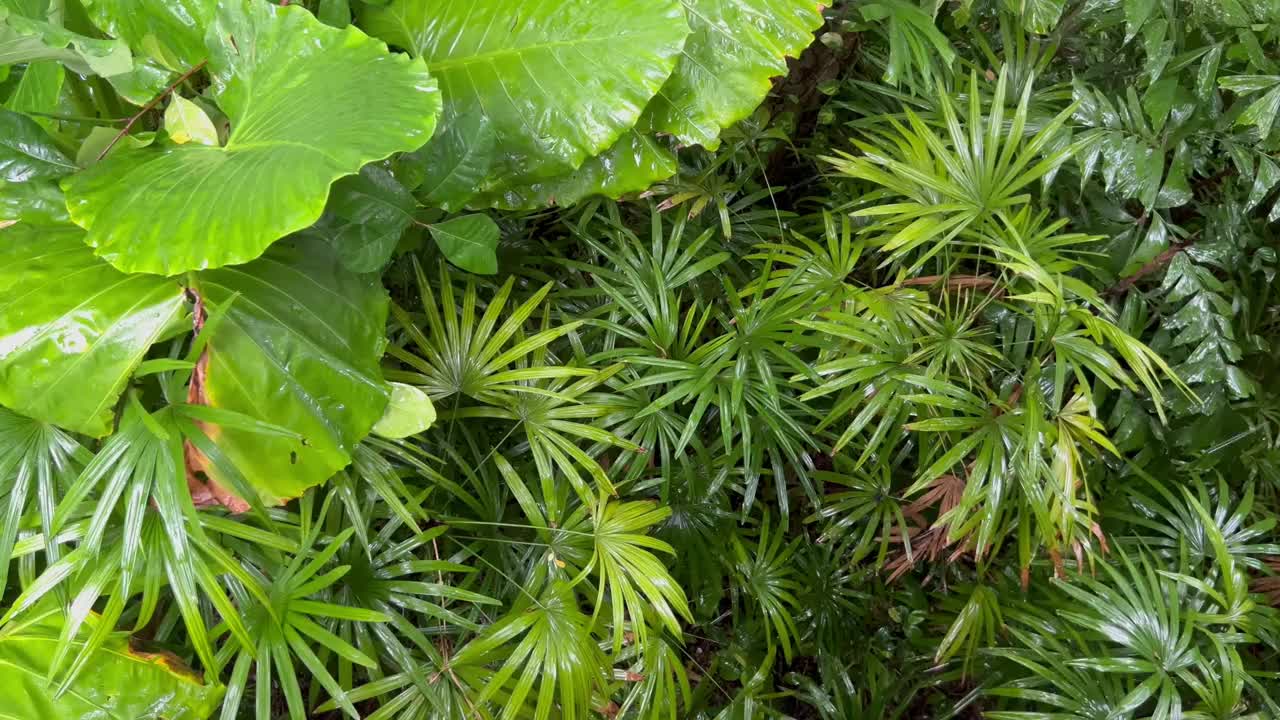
[0,605,223,720]
[79,0,214,70]
[465,0,821,209]
[188,235,389,506]
[63,0,440,276]
[0,224,186,437]
[359,0,688,195]
[644,0,824,150]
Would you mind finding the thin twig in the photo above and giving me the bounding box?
[1106,237,1197,297]
[902,274,998,290]
[97,60,208,161]
[23,110,128,125]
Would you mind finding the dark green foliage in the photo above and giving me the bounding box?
[4,0,1280,719]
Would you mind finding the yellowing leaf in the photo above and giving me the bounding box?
[164,94,218,146]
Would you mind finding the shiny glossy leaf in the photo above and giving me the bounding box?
[644,0,823,149]
[64,0,440,276]
[321,164,417,272]
[414,108,493,210]
[0,6,133,76]
[0,224,186,437]
[477,130,677,209]
[0,605,222,719]
[190,236,390,506]
[0,107,73,181]
[0,179,67,224]
[79,0,213,70]
[429,213,499,275]
[5,59,60,115]
[360,0,688,193]
[1015,0,1067,33]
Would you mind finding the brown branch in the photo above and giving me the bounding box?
[1106,238,1197,297]
[901,274,998,290]
[97,60,208,161]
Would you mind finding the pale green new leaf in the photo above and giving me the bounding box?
[164,95,218,146]
[372,382,436,439]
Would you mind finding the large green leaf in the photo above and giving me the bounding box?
[5,58,62,116]
[0,107,74,181]
[476,130,677,209]
[464,0,819,208]
[360,0,688,193]
[0,604,222,719]
[412,108,494,211]
[644,0,823,149]
[0,225,186,437]
[0,179,68,225]
[63,0,440,276]
[429,213,499,274]
[190,236,390,506]
[320,163,418,273]
[79,0,212,70]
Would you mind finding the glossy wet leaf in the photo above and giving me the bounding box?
[0,107,75,181]
[413,109,493,210]
[5,58,62,116]
[429,213,499,275]
[360,0,688,194]
[0,6,134,77]
[0,179,67,224]
[321,164,417,272]
[0,604,223,719]
[0,224,186,436]
[477,130,677,209]
[453,582,607,720]
[644,0,823,149]
[190,236,390,505]
[0,407,83,599]
[64,0,440,276]
[79,0,213,70]
[1015,0,1066,33]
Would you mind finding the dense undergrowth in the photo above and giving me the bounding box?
[3,0,1280,718]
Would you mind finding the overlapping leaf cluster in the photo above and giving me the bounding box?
[4,0,1280,719]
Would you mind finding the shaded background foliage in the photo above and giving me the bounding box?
[3,0,1280,718]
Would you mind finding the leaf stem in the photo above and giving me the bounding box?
[1106,237,1198,297]
[97,60,209,162]
[20,110,128,125]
